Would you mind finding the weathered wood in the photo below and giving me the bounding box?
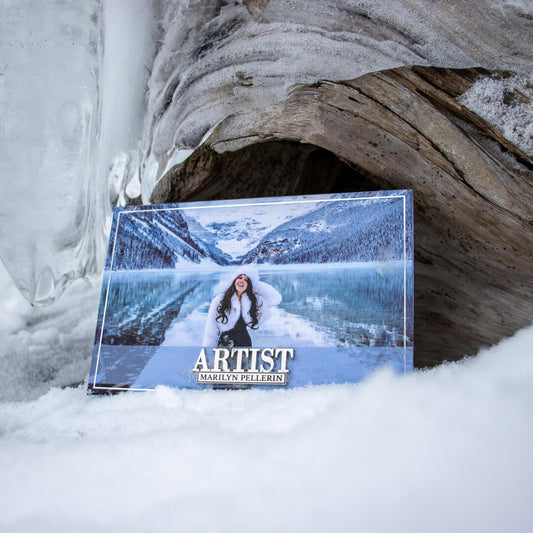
[151,66,533,367]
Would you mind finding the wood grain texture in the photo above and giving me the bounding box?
[151,66,533,367]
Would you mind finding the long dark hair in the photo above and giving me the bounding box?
[216,275,261,328]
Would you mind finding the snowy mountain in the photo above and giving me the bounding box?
[186,200,322,259]
[203,218,269,258]
[109,209,230,270]
[240,198,412,264]
[180,212,233,265]
[108,196,411,270]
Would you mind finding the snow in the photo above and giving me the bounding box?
[0,262,101,403]
[186,199,321,259]
[1,263,533,531]
[458,73,533,156]
[141,0,533,194]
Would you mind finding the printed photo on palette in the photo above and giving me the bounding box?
[88,191,414,392]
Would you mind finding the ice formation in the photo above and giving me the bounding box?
[0,1,103,303]
[1,0,532,304]
[0,0,156,304]
[140,0,533,196]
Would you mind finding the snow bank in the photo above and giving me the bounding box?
[1,264,532,531]
[0,263,101,402]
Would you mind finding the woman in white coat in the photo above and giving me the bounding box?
[202,267,282,349]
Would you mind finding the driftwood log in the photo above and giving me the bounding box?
[150,66,533,367]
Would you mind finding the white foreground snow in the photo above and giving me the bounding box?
[1,264,532,532]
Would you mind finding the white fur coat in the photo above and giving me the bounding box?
[202,276,281,347]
